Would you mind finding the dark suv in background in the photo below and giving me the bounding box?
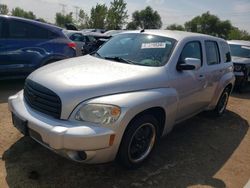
[0,15,76,79]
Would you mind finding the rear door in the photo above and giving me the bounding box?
[202,40,226,101]
[4,19,50,75]
[0,17,8,70]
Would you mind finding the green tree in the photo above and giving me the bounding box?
[55,12,73,27]
[11,7,36,19]
[37,18,47,23]
[106,0,128,29]
[166,24,185,31]
[127,6,162,29]
[0,4,8,15]
[89,4,108,28]
[126,22,137,30]
[228,27,250,40]
[77,9,89,29]
[184,11,233,39]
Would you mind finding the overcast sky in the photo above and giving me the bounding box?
[1,0,250,32]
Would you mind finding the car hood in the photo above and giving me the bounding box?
[28,55,168,118]
[232,56,250,65]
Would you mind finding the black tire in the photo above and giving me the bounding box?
[117,114,159,169]
[212,87,230,116]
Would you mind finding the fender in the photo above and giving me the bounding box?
[75,88,179,137]
[208,71,235,110]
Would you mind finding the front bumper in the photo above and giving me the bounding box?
[8,91,118,163]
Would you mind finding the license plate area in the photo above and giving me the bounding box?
[12,113,29,136]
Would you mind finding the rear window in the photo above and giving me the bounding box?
[69,33,85,42]
[8,20,58,39]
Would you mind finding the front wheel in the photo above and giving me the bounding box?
[117,115,159,169]
[212,87,230,116]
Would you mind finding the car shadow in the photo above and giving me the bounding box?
[0,80,25,104]
[232,82,250,99]
[2,110,249,188]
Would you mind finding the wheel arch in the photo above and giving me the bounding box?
[126,107,166,137]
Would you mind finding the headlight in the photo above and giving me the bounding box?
[75,104,121,125]
[234,64,242,72]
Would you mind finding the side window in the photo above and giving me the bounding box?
[205,41,221,65]
[220,42,231,63]
[179,41,202,64]
[70,33,84,42]
[0,18,3,38]
[88,36,96,42]
[8,20,49,39]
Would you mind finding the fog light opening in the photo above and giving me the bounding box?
[77,151,87,160]
[66,150,87,162]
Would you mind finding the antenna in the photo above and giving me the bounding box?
[59,3,67,15]
[74,6,80,21]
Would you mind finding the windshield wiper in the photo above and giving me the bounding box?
[104,56,135,65]
[90,51,102,58]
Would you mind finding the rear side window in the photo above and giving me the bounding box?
[179,41,202,63]
[205,41,221,65]
[88,36,96,42]
[8,20,57,39]
[0,18,3,38]
[220,42,231,63]
[69,33,85,42]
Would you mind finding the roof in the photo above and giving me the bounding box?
[228,40,250,46]
[121,29,225,41]
[0,15,63,31]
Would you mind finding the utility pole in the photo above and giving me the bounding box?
[74,6,80,21]
[59,3,67,15]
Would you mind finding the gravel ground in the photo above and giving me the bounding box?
[0,80,250,188]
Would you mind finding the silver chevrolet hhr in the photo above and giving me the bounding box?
[9,30,235,168]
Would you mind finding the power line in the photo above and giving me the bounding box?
[59,3,67,15]
[74,6,80,21]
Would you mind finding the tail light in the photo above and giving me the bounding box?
[68,42,76,50]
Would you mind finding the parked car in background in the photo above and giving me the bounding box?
[228,40,250,90]
[0,15,76,80]
[104,30,125,36]
[64,30,111,56]
[80,32,111,55]
[64,30,97,56]
[81,28,107,33]
[9,30,235,169]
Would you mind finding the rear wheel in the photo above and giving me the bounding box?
[213,87,230,116]
[117,115,159,169]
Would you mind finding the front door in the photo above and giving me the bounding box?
[169,41,208,121]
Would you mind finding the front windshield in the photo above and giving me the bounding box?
[229,44,250,58]
[96,33,176,67]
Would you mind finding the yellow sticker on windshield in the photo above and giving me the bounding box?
[141,42,166,49]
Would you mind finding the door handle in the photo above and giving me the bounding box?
[198,74,205,81]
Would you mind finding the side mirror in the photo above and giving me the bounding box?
[177,58,201,71]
